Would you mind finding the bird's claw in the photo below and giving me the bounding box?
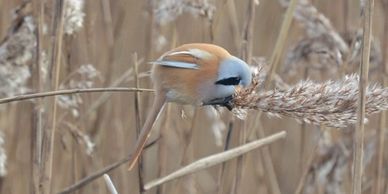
[203,95,234,111]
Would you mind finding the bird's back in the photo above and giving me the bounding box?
[151,43,232,104]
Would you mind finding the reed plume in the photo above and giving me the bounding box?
[0,15,35,97]
[232,74,388,128]
[151,0,215,25]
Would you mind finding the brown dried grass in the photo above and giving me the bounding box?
[0,0,387,194]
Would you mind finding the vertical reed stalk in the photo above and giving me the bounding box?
[254,122,282,194]
[145,4,154,62]
[31,0,45,193]
[101,0,114,51]
[234,0,256,192]
[143,2,156,126]
[100,0,115,89]
[226,0,241,51]
[133,53,145,193]
[156,104,171,194]
[299,67,309,170]
[233,120,247,194]
[352,0,374,193]
[156,33,177,194]
[248,0,298,193]
[214,2,240,189]
[240,0,256,64]
[294,129,323,194]
[173,109,197,194]
[265,0,298,88]
[374,0,388,193]
[41,0,66,193]
[343,0,349,33]
[217,121,233,194]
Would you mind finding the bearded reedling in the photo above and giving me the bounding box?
[128,43,252,170]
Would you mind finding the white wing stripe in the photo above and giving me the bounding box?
[187,49,212,59]
[152,61,199,69]
[165,49,212,60]
[167,51,192,56]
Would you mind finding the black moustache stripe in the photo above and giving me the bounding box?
[215,77,241,86]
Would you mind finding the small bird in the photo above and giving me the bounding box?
[128,43,252,170]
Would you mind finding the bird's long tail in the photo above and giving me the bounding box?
[128,93,166,171]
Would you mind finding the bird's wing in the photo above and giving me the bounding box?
[150,60,199,69]
[151,49,213,70]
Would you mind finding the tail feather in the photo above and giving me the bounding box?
[128,93,166,171]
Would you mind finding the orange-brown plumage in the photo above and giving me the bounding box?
[152,43,232,104]
[128,43,252,172]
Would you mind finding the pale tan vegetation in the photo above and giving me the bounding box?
[0,0,387,194]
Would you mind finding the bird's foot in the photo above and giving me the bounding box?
[203,95,234,111]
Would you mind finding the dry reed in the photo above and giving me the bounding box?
[0,87,153,104]
[0,1,387,194]
[132,53,145,194]
[234,0,257,193]
[57,139,159,194]
[374,1,388,193]
[41,1,66,193]
[238,0,299,193]
[232,74,388,128]
[144,131,287,190]
[103,174,119,194]
[352,0,374,193]
[0,11,35,98]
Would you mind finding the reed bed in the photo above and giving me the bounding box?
[0,0,387,194]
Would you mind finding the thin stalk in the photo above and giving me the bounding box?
[142,2,156,128]
[265,0,298,88]
[299,67,309,170]
[156,37,177,194]
[352,0,374,194]
[217,121,233,194]
[100,0,115,97]
[101,0,114,50]
[156,104,171,194]
[374,0,388,193]
[294,129,323,194]
[145,3,154,62]
[343,0,349,33]
[133,53,145,193]
[0,87,153,104]
[31,0,45,193]
[255,123,282,194]
[234,1,256,193]
[233,120,247,194]
[227,0,242,51]
[103,174,118,194]
[41,1,65,193]
[84,67,135,116]
[57,139,159,194]
[172,109,198,194]
[144,131,287,191]
[245,1,298,193]
[240,0,256,64]
[70,128,78,194]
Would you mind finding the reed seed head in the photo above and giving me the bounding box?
[232,74,388,128]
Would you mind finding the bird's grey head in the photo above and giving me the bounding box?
[215,56,252,87]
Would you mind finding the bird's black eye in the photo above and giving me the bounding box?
[215,77,241,86]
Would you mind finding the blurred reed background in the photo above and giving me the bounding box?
[0,0,387,193]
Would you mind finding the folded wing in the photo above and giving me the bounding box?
[151,48,214,70]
